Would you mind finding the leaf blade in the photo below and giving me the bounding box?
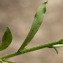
[18,1,48,51]
[0,27,12,51]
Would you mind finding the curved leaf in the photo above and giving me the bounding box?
[53,47,58,54]
[0,27,12,51]
[0,59,15,63]
[18,1,48,51]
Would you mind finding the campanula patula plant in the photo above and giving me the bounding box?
[0,1,63,63]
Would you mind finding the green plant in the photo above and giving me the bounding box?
[0,1,63,63]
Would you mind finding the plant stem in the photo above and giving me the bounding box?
[0,40,62,59]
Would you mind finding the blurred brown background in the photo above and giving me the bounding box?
[0,0,63,63]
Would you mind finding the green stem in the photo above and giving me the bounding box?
[0,40,61,59]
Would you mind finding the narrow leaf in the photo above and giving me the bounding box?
[0,59,15,63]
[18,1,48,51]
[53,44,63,48]
[53,47,58,54]
[0,27,12,51]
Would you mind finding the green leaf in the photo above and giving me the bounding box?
[0,59,15,63]
[0,27,12,51]
[58,39,63,44]
[53,47,58,54]
[18,1,48,51]
[53,44,63,48]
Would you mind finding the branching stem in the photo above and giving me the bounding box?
[1,39,62,59]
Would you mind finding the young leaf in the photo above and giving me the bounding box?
[0,59,15,63]
[18,1,48,51]
[53,44,63,48]
[53,47,58,54]
[0,27,12,51]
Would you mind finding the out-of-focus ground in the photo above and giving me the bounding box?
[0,0,63,63]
